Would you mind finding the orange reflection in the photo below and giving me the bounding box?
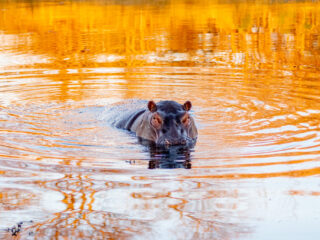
[0,0,319,69]
[1,1,320,239]
[181,166,320,179]
[289,190,320,196]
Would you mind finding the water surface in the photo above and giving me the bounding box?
[1,0,320,239]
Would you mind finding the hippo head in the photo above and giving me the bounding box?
[146,100,198,147]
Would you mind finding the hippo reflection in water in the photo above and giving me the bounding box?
[147,145,192,169]
[115,100,198,147]
[115,100,197,169]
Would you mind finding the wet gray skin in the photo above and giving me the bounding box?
[116,100,198,147]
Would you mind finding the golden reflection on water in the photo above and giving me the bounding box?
[1,0,320,239]
[0,0,320,69]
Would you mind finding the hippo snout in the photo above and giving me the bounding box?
[159,138,187,146]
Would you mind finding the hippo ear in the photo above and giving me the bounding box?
[183,101,192,111]
[148,101,157,112]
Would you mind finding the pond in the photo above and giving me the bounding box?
[1,0,320,239]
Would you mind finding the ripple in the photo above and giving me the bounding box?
[1,0,320,238]
[0,62,319,240]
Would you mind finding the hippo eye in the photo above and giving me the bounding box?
[162,129,167,134]
[151,114,162,129]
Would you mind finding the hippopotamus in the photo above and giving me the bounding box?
[115,100,198,147]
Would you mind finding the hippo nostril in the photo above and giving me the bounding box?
[161,138,187,146]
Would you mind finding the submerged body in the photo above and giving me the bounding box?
[115,100,198,147]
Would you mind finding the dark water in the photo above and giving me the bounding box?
[1,0,320,239]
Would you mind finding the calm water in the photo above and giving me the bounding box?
[1,0,320,239]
